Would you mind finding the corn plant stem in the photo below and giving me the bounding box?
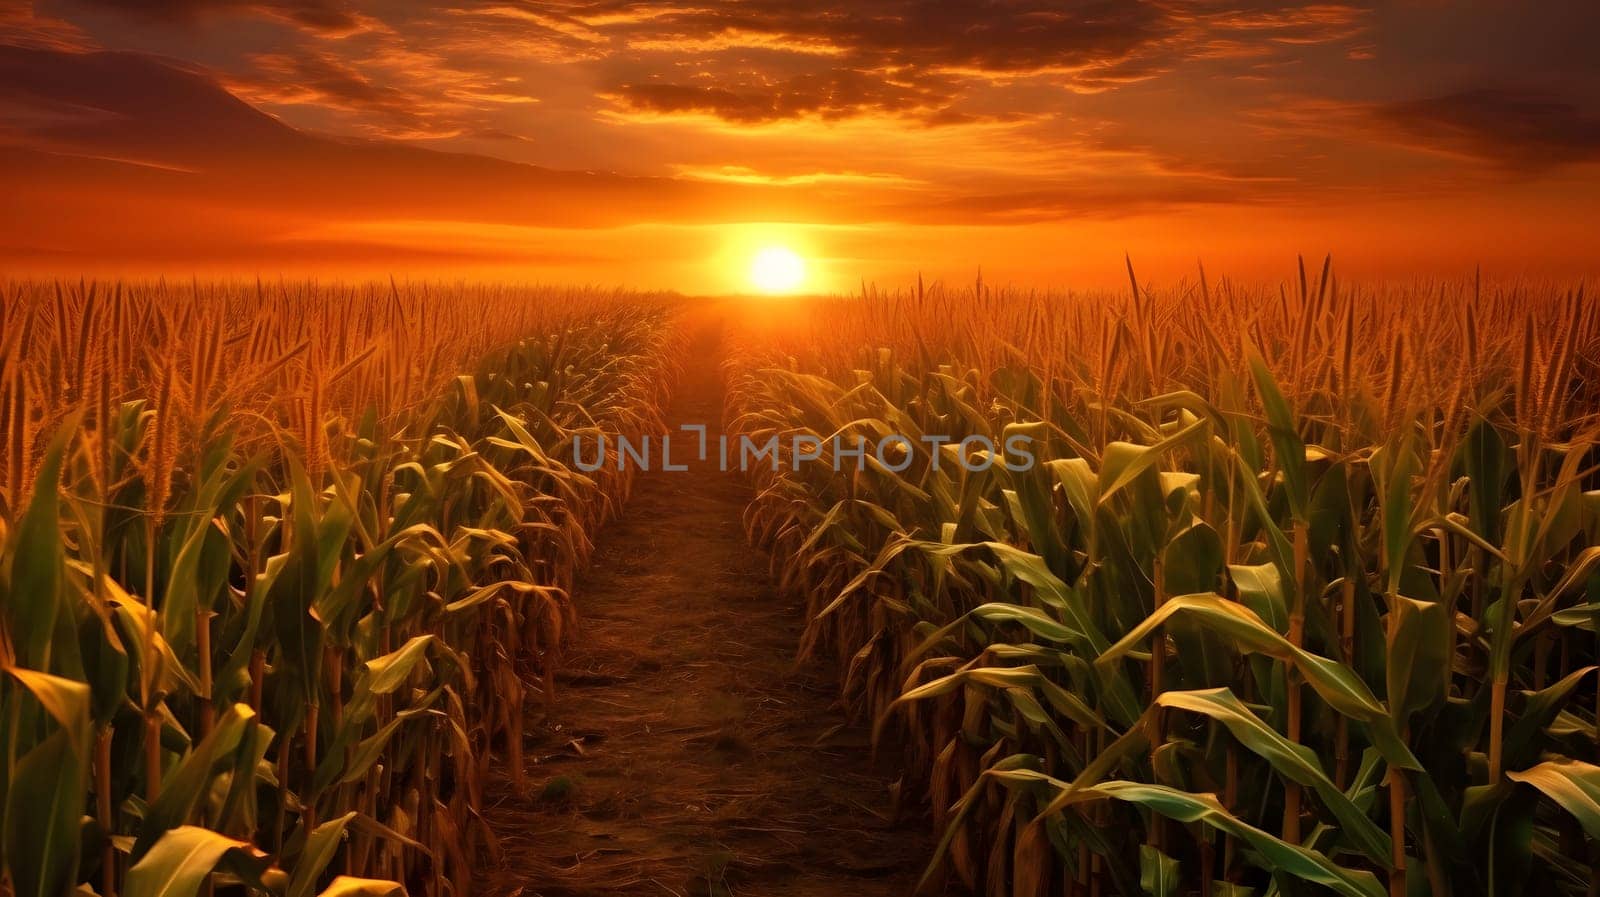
[97,727,116,897]
[1489,447,1539,782]
[1283,523,1308,844]
[249,650,265,711]
[142,520,161,802]
[197,605,213,742]
[1336,576,1356,789]
[1076,730,1091,893]
[1389,739,1408,897]
[273,737,290,855]
[1225,744,1238,881]
[1468,544,1485,699]
[1148,556,1167,852]
[1440,527,1457,696]
[327,644,343,729]
[143,711,161,803]
[1090,729,1105,897]
[303,706,320,831]
[1488,676,1508,782]
[1424,825,1448,897]
[506,611,525,793]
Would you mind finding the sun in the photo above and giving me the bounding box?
[748,246,806,294]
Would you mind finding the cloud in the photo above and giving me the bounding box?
[606,1,1164,74]
[13,0,1591,244]
[588,0,1158,122]
[572,0,1372,123]
[66,0,367,34]
[0,45,855,269]
[208,29,548,141]
[1372,88,1600,171]
[1180,2,1367,41]
[607,69,960,123]
[33,0,1378,138]
[221,49,442,134]
[0,44,305,164]
[0,3,95,51]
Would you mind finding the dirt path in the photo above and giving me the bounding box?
[484,317,935,897]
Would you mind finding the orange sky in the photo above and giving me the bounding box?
[1,1,1597,292]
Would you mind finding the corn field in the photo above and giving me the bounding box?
[0,281,677,897]
[726,263,1600,897]
[8,267,1599,897]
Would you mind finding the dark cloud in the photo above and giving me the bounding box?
[67,0,363,34]
[224,50,424,124]
[0,44,305,163]
[0,3,95,51]
[9,0,1592,246]
[34,1,1378,131]
[581,0,1371,122]
[586,0,1166,74]
[0,46,845,268]
[1178,2,1368,42]
[1374,88,1600,171]
[609,69,959,123]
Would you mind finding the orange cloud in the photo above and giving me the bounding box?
[3,1,1596,286]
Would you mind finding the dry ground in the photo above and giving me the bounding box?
[482,317,937,897]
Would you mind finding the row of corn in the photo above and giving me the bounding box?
[726,266,1600,897]
[0,282,678,897]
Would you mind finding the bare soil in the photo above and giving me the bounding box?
[483,317,935,897]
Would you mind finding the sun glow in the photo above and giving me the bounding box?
[747,245,806,294]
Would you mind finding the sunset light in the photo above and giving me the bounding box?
[2,5,1597,897]
[747,246,807,294]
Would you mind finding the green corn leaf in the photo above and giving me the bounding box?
[4,727,87,897]
[1370,437,1419,596]
[1156,688,1392,866]
[1165,523,1231,686]
[133,703,259,860]
[1507,758,1600,840]
[1460,418,1510,543]
[125,826,277,897]
[1383,593,1451,725]
[893,665,1104,731]
[5,413,78,671]
[6,668,91,755]
[1085,782,1384,897]
[213,551,286,705]
[1248,349,1308,522]
[1229,451,1295,586]
[1097,416,1210,507]
[270,456,325,716]
[968,602,1082,644]
[159,455,260,659]
[316,876,406,897]
[1139,844,1180,897]
[288,813,358,897]
[999,772,1386,897]
[1099,594,1388,722]
[1229,563,1289,634]
[337,705,444,787]
[1503,666,1597,772]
